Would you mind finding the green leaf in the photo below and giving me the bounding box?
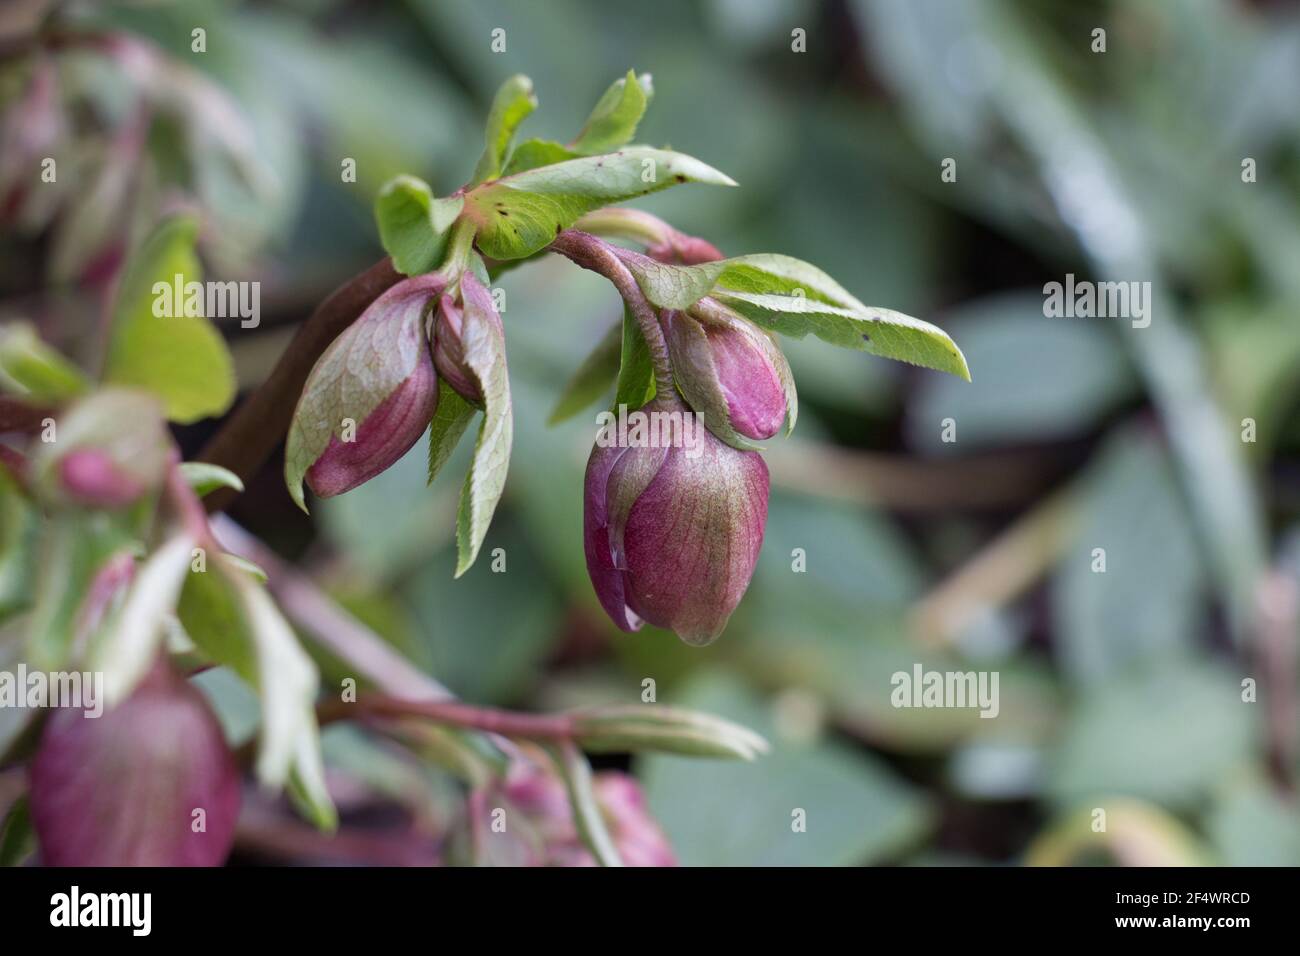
[24,515,134,670]
[234,574,335,828]
[1047,659,1254,809]
[569,70,653,155]
[498,70,652,176]
[179,559,335,829]
[613,306,656,411]
[102,216,237,424]
[178,558,257,678]
[617,251,969,380]
[1207,775,1300,866]
[179,462,245,498]
[0,322,89,403]
[641,673,934,866]
[453,274,513,577]
[547,320,620,424]
[907,293,1134,452]
[1051,430,1205,687]
[0,795,35,867]
[0,468,38,623]
[574,704,768,760]
[284,277,436,512]
[374,175,465,276]
[464,148,736,260]
[427,379,476,485]
[726,292,970,381]
[471,74,538,185]
[499,139,580,177]
[549,741,623,867]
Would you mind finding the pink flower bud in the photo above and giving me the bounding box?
[37,391,170,510]
[57,448,146,508]
[584,403,769,644]
[28,662,241,866]
[304,351,438,497]
[431,295,480,403]
[431,273,503,405]
[666,308,789,442]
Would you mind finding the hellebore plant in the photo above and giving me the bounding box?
[285,71,968,644]
[0,66,965,869]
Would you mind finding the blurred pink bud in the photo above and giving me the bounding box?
[469,762,674,867]
[58,448,145,508]
[29,662,241,866]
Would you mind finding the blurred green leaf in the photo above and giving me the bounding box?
[1051,430,1206,686]
[1206,775,1300,866]
[102,216,236,424]
[1046,659,1255,809]
[0,322,89,403]
[401,526,560,706]
[0,795,35,867]
[179,462,244,498]
[908,293,1136,452]
[641,672,933,865]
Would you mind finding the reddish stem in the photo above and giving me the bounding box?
[318,695,577,740]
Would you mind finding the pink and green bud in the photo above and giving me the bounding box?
[287,275,444,506]
[28,661,241,866]
[305,351,438,498]
[33,389,170,510]
[664,304,794,444]
[431,273,504,406]
[57,448,146,508]
[584,399,769,645]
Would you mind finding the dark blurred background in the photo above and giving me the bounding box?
[4,0,1300,865]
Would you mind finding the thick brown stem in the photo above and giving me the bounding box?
[196,256,401,512]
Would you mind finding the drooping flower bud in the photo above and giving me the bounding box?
[28,661,241,866]
[304,354,438,497]
[664,304,793,443]
[287,275,443,505]
[458,760,675,867]
[584,398,769,644]
[431,272,503,405]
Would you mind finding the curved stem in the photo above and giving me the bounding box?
[549,229,675,396]
[318,694,577,740]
